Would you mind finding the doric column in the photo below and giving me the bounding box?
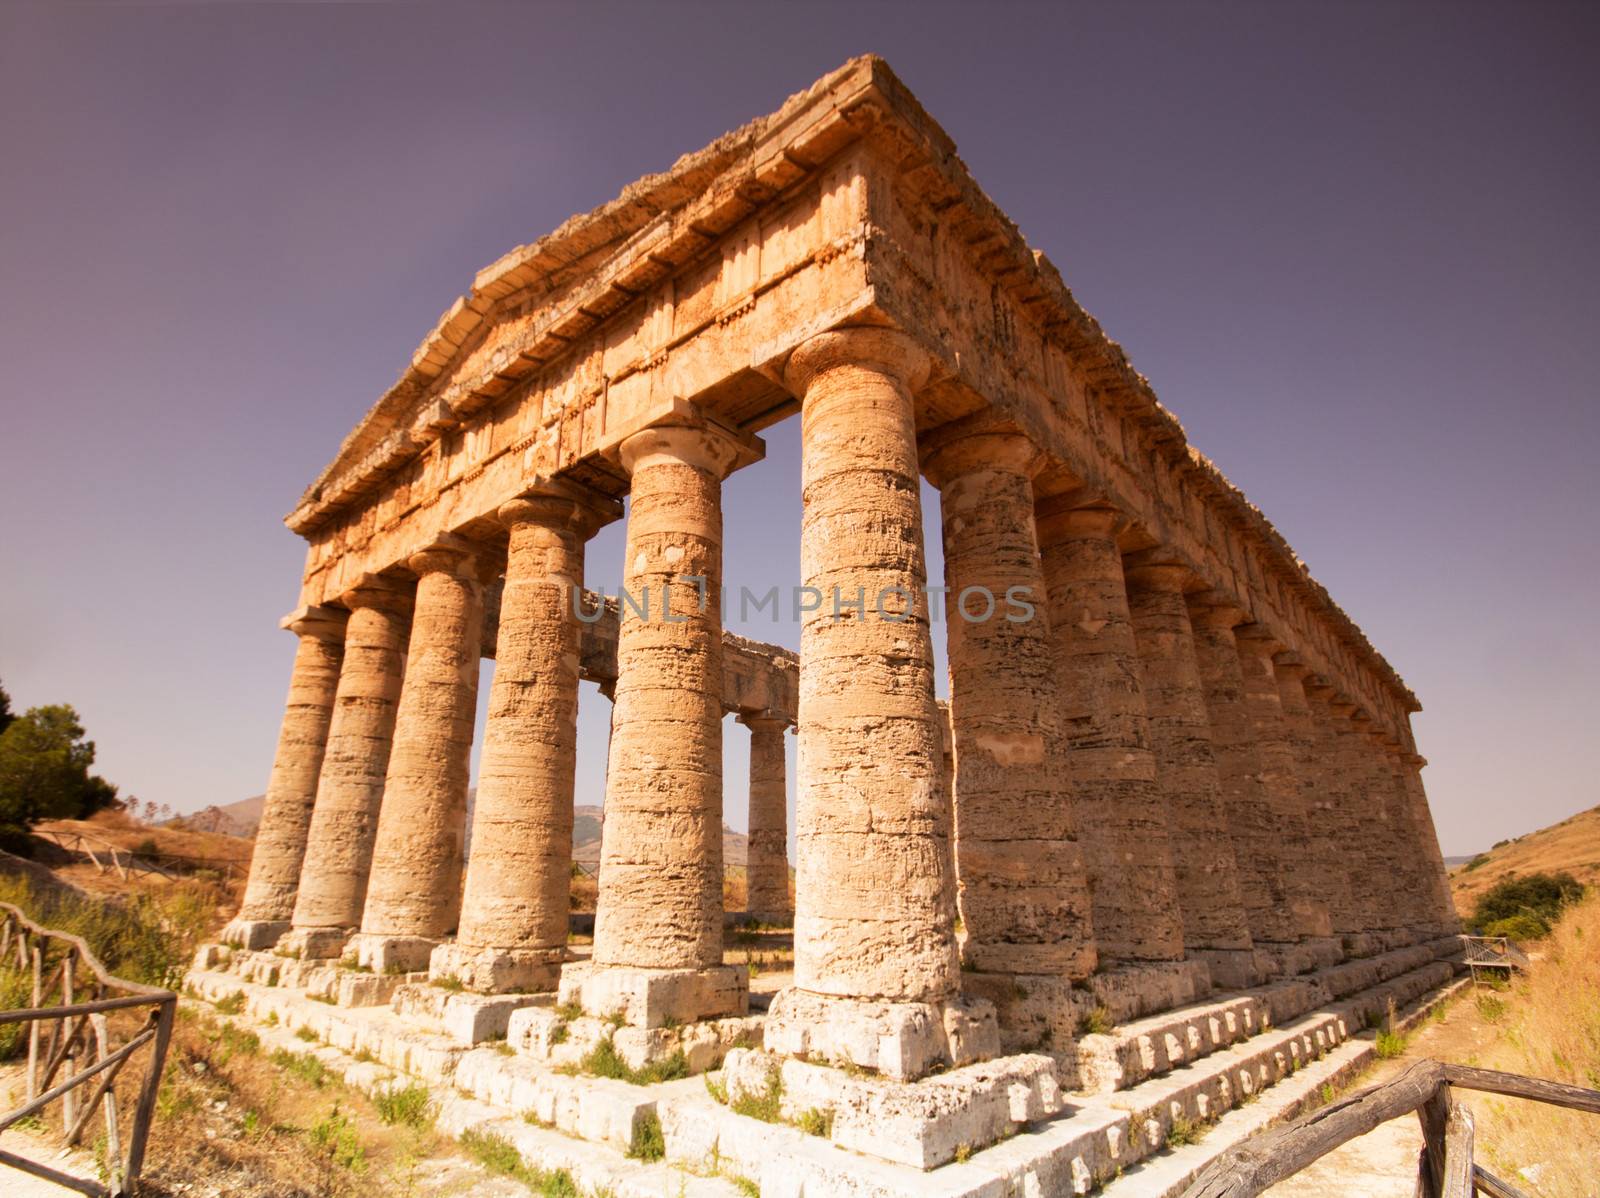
[1341,710,1409,936]
[1378,734,1448,937]
[1187,599,1301,952]
[925,429,1095,981]
[764,328,996,1083]
[1233,625,1334,950]
[1124,560,1258,989]
[567,417,752,1027]
[432,487,618,993]
[1271,654,1347,952]
[1399,749,1458,934]
[282,576,411,959]
[1301,679,1373,947]
[223,605,347,950]
[1036,502,1184,968]
[739,714,791,924]
[352,537,486,972]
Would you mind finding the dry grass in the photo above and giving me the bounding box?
[1465,889,1600,1196]
[1451,803,1600,914]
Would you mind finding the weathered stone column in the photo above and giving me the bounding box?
[739,714,791,924]
[564,418,751,1028]
[1272,655,1350,953]
[1187,599,1303,960]
[1378,735,1447,937]
[1301,679,1376,951]
[1399,749,1458,935]
[1124,560,1258,989]
[764,327,997,1082]
[281,576,411,959]
[1036,502,1185,972]
[925,429,1095,983]
[223,605,348,950]
[432,487,618,993]
[1233,626,1336,961]
[1340,709,1409,940]
[352,537,485,972]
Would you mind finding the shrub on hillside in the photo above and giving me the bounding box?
[1469,871,1584,938]
[1481,913,1550,941]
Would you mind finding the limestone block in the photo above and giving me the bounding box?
[558,961,749,1029]
[762,987,999,1082]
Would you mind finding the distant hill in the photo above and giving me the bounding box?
[210,793,748,866]
[1450,803,1600,917]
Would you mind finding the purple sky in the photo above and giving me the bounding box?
[2,1,1595,856]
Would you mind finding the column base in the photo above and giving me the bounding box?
[1254,936,1344,978]
[1340,931,1385,959]
[275,926,353,960]
[556,961,748,1029]
[1190,947,1266,991]
[350,933,438,974]
[429,941,566,994]
[718,1045,1060,1170]
[219,919,290,952]
[1089,958,1214,1020]
[762,987,1000,1082]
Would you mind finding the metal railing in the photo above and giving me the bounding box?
[1183,1058,1600,1198]
[0,902,177,1196]
[1460,935,1531,977]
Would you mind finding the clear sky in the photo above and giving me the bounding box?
[1,1,1595,856]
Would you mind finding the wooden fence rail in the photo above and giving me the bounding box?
[0,902,177,1197]
[31,829,245,885]
[1182,1059,1600,1198]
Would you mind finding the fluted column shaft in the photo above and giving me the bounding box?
[441,491,613,991]
[1400,751,1457,933]
[229,606,347,944]
[1377,738,1444,934]
[786,329,957,1005]
[1301,682,1371,940]
[741,716,791,922]
[1270,657,1344,943]
[1188,602,1300,946]
[355,539,484,969]
[285,578,410,954]
[1339,711,1408,933]
[929,433,1095,979]
[1037,505,1183,965]
[1124,563,1254,966]
[591,421,739,974]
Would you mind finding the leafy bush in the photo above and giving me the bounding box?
[1470,872,1584,936]
[1483,913,1551,941]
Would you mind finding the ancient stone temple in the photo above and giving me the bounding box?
[204,56,1462,1197]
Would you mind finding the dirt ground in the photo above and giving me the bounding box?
[1266,976,1558,1197]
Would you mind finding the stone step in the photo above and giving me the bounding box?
[1070,940,1455,1094]
[1098,974,1471,1198]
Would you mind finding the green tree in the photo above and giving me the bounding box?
[1469,871,1585,937]
[0,704,119,838]
[0,681,13,736]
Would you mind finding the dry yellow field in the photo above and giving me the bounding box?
[1450,803,1600,917]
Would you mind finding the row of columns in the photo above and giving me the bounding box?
[232,325,1455,1081]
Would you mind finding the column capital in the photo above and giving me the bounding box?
[783,326,930,396]
[281,604,348,643]
[497,480,622,538]
[617,415,760,480]
[920,417,1040,486]
[1302,675,1337,701]
[1034,496,1123,542]
[1404,752,1428,769]
[406,534,482,580]
[338,572,414,616]
[1122,554,1190,594]
[1233,623,1284,656]
[1188,593,1247,630]
[1272,651,1310,680]
[737,711,789,734]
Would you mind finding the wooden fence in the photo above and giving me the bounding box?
[0,902,177,1196]
[32,828,245,885]
[1182,1058,1600,1198]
